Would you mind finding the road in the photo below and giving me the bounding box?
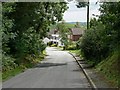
[2,47,91,88]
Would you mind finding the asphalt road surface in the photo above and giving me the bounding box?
[2,47,91,88]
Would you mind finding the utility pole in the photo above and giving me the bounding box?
[87,1,89,30]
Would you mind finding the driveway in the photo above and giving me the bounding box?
[2,47,91,88]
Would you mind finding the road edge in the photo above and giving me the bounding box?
[69,52,98,90]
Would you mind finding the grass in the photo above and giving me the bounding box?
[50,23,75,30]
[68,49,82,57]
[2,51,46,82]
[64,23,75,28]
[57,46,63,50]
[0,72,2,82]
[96,49,120,87]
[67,48,120,88]
[2,66,24,82]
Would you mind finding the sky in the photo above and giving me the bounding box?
[63,0,100,22]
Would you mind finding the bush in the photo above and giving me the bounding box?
[51,44,57,47]
[2,53,18,72]
[47,41,52,46]
[66,43,76,50]
[80,22,110,66]
[76,37,82,49]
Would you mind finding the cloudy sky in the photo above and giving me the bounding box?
[63,0,100,22]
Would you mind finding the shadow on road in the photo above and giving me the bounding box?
[72,69,82,72]
[35,62,67,68]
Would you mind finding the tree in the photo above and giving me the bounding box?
[74,22,80,28]
[56,21,69,50]
[99,2,120,47]
[80,2,120,65]
[4,2,68,56]
[2,2,68,69]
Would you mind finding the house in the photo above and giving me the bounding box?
[68,28,84,41]
[48,29,59,45]
[48,29,64,46]
[43,37,50,44]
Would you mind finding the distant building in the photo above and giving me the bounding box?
[43,37,50,44]
[48,29,59,45]
[68,28,84,41]
[48,29,64,46]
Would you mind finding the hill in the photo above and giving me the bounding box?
[50,22,87,30]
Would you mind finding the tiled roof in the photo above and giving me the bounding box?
[48,29,59,34]
[70,28,84,35]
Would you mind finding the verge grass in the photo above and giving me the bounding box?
[67,48,119,87]
[96,49,120,87]
[2,51,46,82]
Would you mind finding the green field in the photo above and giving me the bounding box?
[50,22,86,30]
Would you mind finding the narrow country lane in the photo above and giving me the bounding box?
[2,47,91,88]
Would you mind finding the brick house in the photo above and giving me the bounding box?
[68,28,84,41]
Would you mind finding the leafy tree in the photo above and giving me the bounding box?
[2,2,68,69]
[2,2,18,71]
[74,22,80,28]
[99,2,120,48]
[80,2,120,66]
[56,21,69,50]
[4,2,68,55]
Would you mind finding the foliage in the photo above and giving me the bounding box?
[77,2,120,86]
[2,66,24,81]
[2,2,68,74]
[76,0,88,8]
[2,54,17,72]
[96,46,120,87]
[56,21,70,49]
[66,45,76,50]
[80,21,109,65]
[99,2,120,47]
[80,2,120,66]
[76,37,82,49]
[74,22,80,28]
[66,42,77,50]
[69,49,81,57]
[51,44,58,47]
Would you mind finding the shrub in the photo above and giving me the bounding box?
[51,44,57,47]
[2,53,18,72]
[66,44,76,50]
[66,42,77,50]
[47,41,52,46]
[80,22,110,66]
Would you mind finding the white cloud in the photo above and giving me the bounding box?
[63,0,100,22]
[64,9,87,22]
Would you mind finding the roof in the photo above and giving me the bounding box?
[48,29,59,35]
[70,28,84,35]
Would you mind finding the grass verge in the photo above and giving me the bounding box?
[2,51,46,82]
[68,48,119,88]
[96,49,120,88]
[2,66,24,82]
[68,49,83,58]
